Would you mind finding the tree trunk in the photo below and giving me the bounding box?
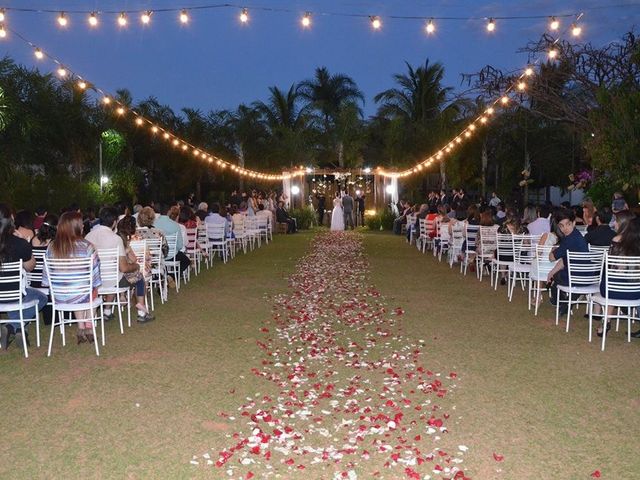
[481,139,488,198]
[337,141,344,168]
[439,160,447,190]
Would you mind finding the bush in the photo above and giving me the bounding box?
[365,209,395,231]
[586,175,618,209]
[290,206,316,230]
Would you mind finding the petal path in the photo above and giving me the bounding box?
[192,232,471,479]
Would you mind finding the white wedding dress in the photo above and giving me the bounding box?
[330,197,344,231]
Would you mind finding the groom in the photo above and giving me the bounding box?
[342,189,355,230]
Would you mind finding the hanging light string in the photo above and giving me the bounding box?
[0,2,630,32]
[2,27,305,182]
[377,12,584,179]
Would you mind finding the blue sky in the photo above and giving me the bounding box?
[2,1,640,117]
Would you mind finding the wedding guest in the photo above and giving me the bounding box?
[196,202,209,222]
[13,210,35,243]
[522,204,537,226]
[276,201,296,233]
[205,203,229,238]
[584,207,615,247]
[489,191,501,208]
[30,214,57,325]
[526,205,551,236]
[611,192,629,213]
[0,204,47,349]
[33,206,47,231]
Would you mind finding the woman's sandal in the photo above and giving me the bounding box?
[76,329,88,344]
[596,322,611,338]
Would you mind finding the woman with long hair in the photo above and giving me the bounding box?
[30,213,58,325]
[0,204,47,349]
[42,211,101,344]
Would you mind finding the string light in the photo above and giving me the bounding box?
[525,67,534,76]
[57,12,68,28]
[34,48,44,60]
[500,95,509,104]
[135,117,144,126]
[179,10,189,24]
[548,48,558,59]
[239,8,249,23]
[517,81,526,91]
[57,66,67,77]
[163,132,170,140]
[0,26,6,39]
[549,16,559,31]
[571,23,582,36]
[102,96,111,105]
[0,9,5,23]
[77,80,87,89]
[116,106,125,115]
[151,126,159,133]
[301,12,311,28]
[370,16,382,30]
[141,11,152,25]
[88,12,98,27]
[486,18,495,32]
[426,19,435,34]
[486,107,495,115]
[117,12,128,27]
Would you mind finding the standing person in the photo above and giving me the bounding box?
[489,191,501,208]
[330,193,344,231]
[355,192,365,227]
[342,190,355,230]
[316,193,326,227]
[0,204,47,349]
[42,211,101,344]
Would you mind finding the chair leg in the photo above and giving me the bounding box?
[19,312,28,358]
[35,310,41,348]
[116,295,124,335]
[126,289,132,328]
[100,303,105,348]
[47,311,58,356]
[601,305,609,351]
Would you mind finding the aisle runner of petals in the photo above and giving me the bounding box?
[193,232,471,479]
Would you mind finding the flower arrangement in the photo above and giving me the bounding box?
[567,169,593,191]
[518,169,534,188]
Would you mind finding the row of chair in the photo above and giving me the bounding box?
[406,219,640,351]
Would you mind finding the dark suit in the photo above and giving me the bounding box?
[276,207,296,233]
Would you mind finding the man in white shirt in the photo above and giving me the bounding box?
[204,203,229,238]
[85,206,139,320]
[489,192,501,208]
[255,203,273,232]
[526,204,552,236]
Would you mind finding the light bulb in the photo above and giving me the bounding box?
[480,116,488,124]
[57,67,67,77]
[455,137,462,144]
[34,48,44,60]
[77,80,87,89]
[181,144,188,151]
[118,12,128,27]
[426,19,435,34]
[116,107,125,115]
[301,12,311,28]
[571,23,581,37]
[172,139,179,146]
[57,12,68,27]
[88,12,98,27]
[501,96,509,104]
[180,10,189,24]
[240,8,249,23]
[517,81,526,91]
[525,67,534,76]
[464,131,471,138]
[486,107,495,115]
[548,49,558,59]
[102,97,111,105]
[141,11,152,25]
[163,132,170,139]
[469,124,476,131]
[486,18,495,32]
[151,126,159,133]
[0,26,6,38]
[371,16,382,30]
[135,117,144,126]
[549,17,559,31]
[0,9,5,23]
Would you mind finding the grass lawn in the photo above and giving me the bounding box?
[0,230,638,479]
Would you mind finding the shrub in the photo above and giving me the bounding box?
[365,209,395,231]
[290,206,316,230]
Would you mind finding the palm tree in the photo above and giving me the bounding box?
[298,67,364,167]
[375,59,466,187]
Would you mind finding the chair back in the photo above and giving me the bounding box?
[196,225,210,249]
[534,244,557,279]
[146,237,165,271]
[575,225,588,234]
[26,249,46,288]
[44,255,96,306]
[418,218,426,237]
[450,222,464,248]
[185,227,198,251]
[165,233,178,259]
[256,215,269,233]
[206,222,226,243]
[233,218,245,237]
[96,247,121,288]
[602,255,640,300]
[0,260,26,302]
[129,240,147,273]
[478,226,498,256]
[512,234,540,265]
[465,224,480,253]
[495,233,514,261]
[566,250,604,287]
[589,244,609,254]
[425,218,435,236]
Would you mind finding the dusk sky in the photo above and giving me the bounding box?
[2,1,640,117]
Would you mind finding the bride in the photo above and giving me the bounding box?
[330,191,344,231]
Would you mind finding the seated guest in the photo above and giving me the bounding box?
[33,206,47,231]
[276,201,296,233]
[168,206,188,252]
[522,204,537,226]
[0,204,47,349]
[153,204,190,278]
[611,191,628,213]
[526,205,551,237]
[205,203,229,238]
[136,206,169,257]
[256,203,273,231]
[42,211,100,344]
[582,199,597,232]
[584,207,615,247]
[546,209,589,313]
[195,202,209,222]
[116,216,154,322]
[86,207,140,321]
[13,210,35,243]
[30,214,58,325]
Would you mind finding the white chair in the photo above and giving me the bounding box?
[507,234,540,302]
[461,224,479,276]
[576,225,588,235]
[589,244,610,254]
[26,248,51,333]
[0,260,41,357]
[476,226,498,282]
[245,216,261,250]
[45,255,104,356]
[146,237,167,305]
[206,222,229,263]
[196,225,211,269]
[528,244,557,316]
[96,247,131,333]
[164,233,183,292]
[130,240,152,312]
[491,233,514,290]
[557,250,604,332]
[405,214,415,244]
[417,218,427,253]
[257,215,270,245]
[434,221,450,262]
[232,218,248,254]
[448,222,465,268]
[184,227,200,277]
[589,254,640,351]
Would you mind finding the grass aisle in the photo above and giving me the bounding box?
[365,232,640,480]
